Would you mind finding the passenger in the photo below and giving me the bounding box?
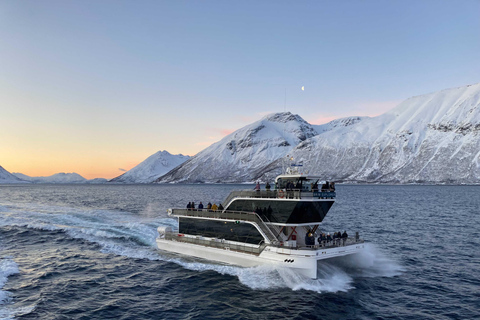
[191,202,195,210]
[218,203,224,211]
[332,232,337,240]
[322,233,327,246]
[342,230,348,245]
[265,182,271,190]
[317,235,322,245]
[211,203,218,211]
[287,181,294,198]
[326,233,332,242]
[254,181,260,191]
[330,182,336,191]
[198,202,204,210]
[294,181,301,199]
[186,202,192,210]
[207,202,212,210]
[305,230,315,246]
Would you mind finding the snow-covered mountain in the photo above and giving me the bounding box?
[155,83,480,184]
[13,172,87,183]
[110,150,190,183]
[282,83,480,184]
[157,112,318,183]
[0,166,28,183]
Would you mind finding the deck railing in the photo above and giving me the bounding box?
[162,231,364,256]
[305,237,364,249]
[164,233,267,255]
[222,190,335,207]
[170,208,279,244]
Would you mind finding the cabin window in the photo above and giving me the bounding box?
[179,218,264,244]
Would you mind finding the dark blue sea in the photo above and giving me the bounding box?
[1,184,479,320]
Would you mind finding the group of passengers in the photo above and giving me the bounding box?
[321,181,336,192]
[186,201,224,211]
[318,230,348,245]
[282,181,302,198]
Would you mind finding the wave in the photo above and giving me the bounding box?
[174,243,404,293]
[0,256,36,320]
[0,256,19,305]
[0,202,403,294]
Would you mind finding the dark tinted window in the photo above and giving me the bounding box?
[179,218,264,244]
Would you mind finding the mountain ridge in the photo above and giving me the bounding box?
[156,82,480,184]
[109,150,190,183]
[157,112,318,183]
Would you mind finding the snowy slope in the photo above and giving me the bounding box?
[157,112,318,183]
[13,172,87,183]
[110,150,190,183]
[285,83,480,183]
[0,166,28,183]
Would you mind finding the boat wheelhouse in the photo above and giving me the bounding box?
[156,168,364,279]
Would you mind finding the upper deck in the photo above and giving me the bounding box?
[222,188,336,225]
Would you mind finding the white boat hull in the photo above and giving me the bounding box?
[156,237,365,279]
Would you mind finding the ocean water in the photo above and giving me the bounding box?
[0,184,479,320]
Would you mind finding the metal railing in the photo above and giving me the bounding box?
[171,209,279,244]
[303,237,364,250]
[164,231,364,255]
[222,190,336,207]
[165,233,268,255]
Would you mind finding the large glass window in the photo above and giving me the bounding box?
[179,218,264,244]
[226,199,333,224]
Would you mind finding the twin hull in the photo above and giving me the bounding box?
[156,237,364,279]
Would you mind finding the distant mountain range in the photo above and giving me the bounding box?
[0,150,189,184]
[11,172,108,184]
[2,83,479,184]
[0,166,27,183]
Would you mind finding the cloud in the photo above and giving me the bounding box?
[118,168,127,172]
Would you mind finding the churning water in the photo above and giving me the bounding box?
[0,184,479,319]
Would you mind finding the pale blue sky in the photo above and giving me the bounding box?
[1,0,479,178]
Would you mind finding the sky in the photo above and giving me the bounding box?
[1,0,479,179]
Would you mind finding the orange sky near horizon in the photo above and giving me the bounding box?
[1,101,400,180]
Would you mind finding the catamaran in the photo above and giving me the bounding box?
[156,165,364,279]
